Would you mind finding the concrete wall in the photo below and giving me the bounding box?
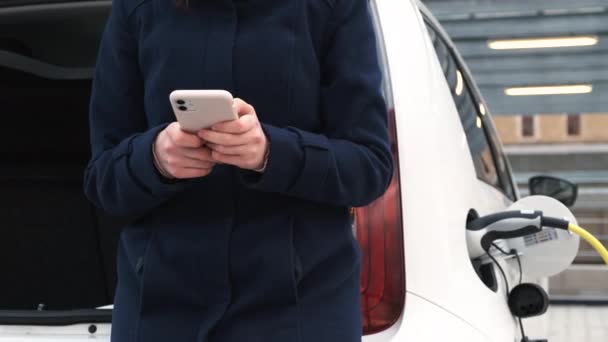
[550,265,608,297]
[584,114,608,141]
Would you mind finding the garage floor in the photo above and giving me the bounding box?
[547,305,608,342]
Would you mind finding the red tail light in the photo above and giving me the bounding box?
[354,109,405,335]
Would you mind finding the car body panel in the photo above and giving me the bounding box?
[365,292,490,342]
[370,0,520,340]
[0,324,109,341]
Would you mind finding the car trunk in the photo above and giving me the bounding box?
[0,0,120,324]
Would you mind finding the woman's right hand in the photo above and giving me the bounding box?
[153,122,216,179]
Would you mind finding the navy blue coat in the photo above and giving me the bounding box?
[84,0,392,341]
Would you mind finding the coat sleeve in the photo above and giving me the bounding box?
[84,0,190,217]
[241,0,392,207]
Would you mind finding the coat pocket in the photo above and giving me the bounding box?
[117,228,155,290]
[135,231,155,313]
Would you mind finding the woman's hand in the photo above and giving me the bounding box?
[199,98,269,171]
[153,122,216,179]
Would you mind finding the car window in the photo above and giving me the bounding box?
[483,108,516,200]
[425,22,515,199]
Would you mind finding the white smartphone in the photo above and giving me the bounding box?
[169,89,238,133]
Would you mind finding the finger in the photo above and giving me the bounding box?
[198,129,248,146]
[172,167,213,179]
[233,98,255,118]
[211,150,245,167]
[167,155,215,170]
[176,146,215,162]
[206,143,251,156]
[167,124,203,148]
[211,150,259,170]
[210,114,256,134]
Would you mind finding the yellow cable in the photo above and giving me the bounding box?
[568,223,608,265]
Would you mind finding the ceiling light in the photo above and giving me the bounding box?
[505,85,593,96]
[488,36,598,50]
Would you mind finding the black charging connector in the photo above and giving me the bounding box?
[521,338,548,342]
[508,283,549,318]
[540,216,569,230]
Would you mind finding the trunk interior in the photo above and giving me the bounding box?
[0,1,125,312]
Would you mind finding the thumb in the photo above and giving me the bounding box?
[233,98,255,118]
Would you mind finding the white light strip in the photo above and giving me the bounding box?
[488,36,598,50]
[505,85,593,96]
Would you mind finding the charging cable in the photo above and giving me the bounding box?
[488,244,528,340]
[467,210,608,265]
[567,223,608,264]
[466,210,607,342]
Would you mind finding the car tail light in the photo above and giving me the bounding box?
[353,109,405,335]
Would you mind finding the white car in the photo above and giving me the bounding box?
[0,0,577,341]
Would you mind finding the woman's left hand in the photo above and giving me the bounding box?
[198,98,269,171]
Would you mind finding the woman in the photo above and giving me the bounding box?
[84,0,392,341]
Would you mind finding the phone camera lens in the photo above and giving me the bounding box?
[178,106,188,111]
[177,99,185,105]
